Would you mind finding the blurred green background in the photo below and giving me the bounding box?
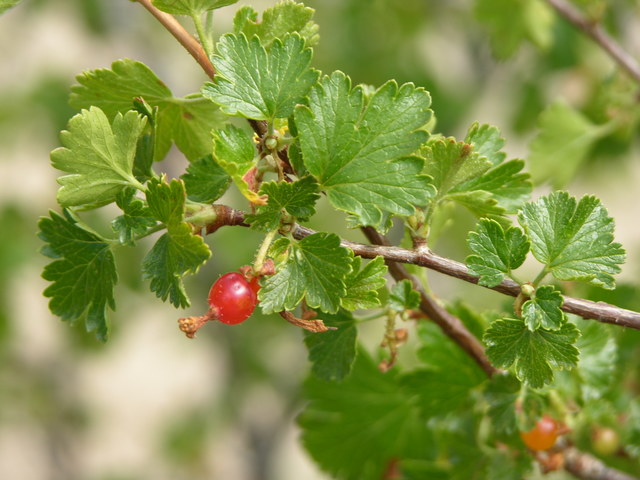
[0,0,639,479]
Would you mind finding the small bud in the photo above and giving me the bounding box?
[264,136,278,150]
[521,283,535,297]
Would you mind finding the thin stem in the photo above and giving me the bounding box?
[360,225,500,377]
[532,267,549,287]
[253,229,278,274]
[135,0,215,80]
[128,223,165,243]
[354,311,387,323]
[203,205,640,330]
[545,0,640,84]
[564,447,639,480]
[190,12,213,60]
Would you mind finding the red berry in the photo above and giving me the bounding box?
[208,272,258,325]
[520,415,560,451]
[249,276,261,295]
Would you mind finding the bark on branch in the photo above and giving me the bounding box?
[135,0,216,80]
[545,0,640,84]
[207,205,640,331]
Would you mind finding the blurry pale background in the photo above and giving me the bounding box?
[0,1,639,479]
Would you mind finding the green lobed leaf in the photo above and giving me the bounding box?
[487,450,532,480]
[483,373,521,435]
[573,317,617,401]
[304,309,357,382]
[453,159,531,214]
[528,102,613,188]
[70,59,225,162]
[518,192,625,289]
[51,107,146,208]
[465,122,507,166]
[299,349,433,480]
[402,322,487,416]
[245,176,320,231]
[475,0,554,59]
[111,188,157,246]
[484,317,580,388]
[152,0,237,16]
[211,124,262,203]
[146,177,186,225]
[521,285,565,331]
[203,33,319,120]
[423,139,490,197]
[340,256,387,311]
[181,154,231,203]
[295,71,435,230]
[389,279,421,312]
[424,124,532,216]
[466,218,529,287]
[38,210,117,341]
[233,1,319,48]
[141,179,211,307]
[259,233,352,314]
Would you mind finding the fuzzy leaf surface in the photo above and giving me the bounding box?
[295,71,434,230]
[70,59,224,161]
[304,309,357,382]
[246,176,320,231]
[389,279,421,312]
[233,1,319,47]
[466,218,529,287]
[340,256,387,310]
[152,0,237,15]
[299,350,432,480]
[424,124,531,216]
[402,323,486,416]
[518,192,625,289]
[112,188,156,246]
[51,107,146,207]
[181,154,231,203]
[521,285,565,331]
[141,179,211,307]
[573,318,617,401]
[259,233,352,314]
[484,373,521,435]
[529,102,612,188]
[38,210,116,341]
[484,318,580,388]
[475,0,554,59]
[203,33,319,120]
[211,125,261,203]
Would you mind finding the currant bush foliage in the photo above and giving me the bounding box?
[34,0,639,478]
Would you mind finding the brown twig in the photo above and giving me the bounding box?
[279,311,334,333]
[135,0,216,80]
[359,226,499,377]
[564,447,639,480]
[204,205,640,331]
[545,0,640,84]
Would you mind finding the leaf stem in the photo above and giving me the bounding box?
[190,12,213,60]
[203,205,640,331]
[253,228,278,275]
[133,223,165,242]
[532,267,549,287]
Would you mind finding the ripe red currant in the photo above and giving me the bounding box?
[520,415,561,451]
[208,272,258,325]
